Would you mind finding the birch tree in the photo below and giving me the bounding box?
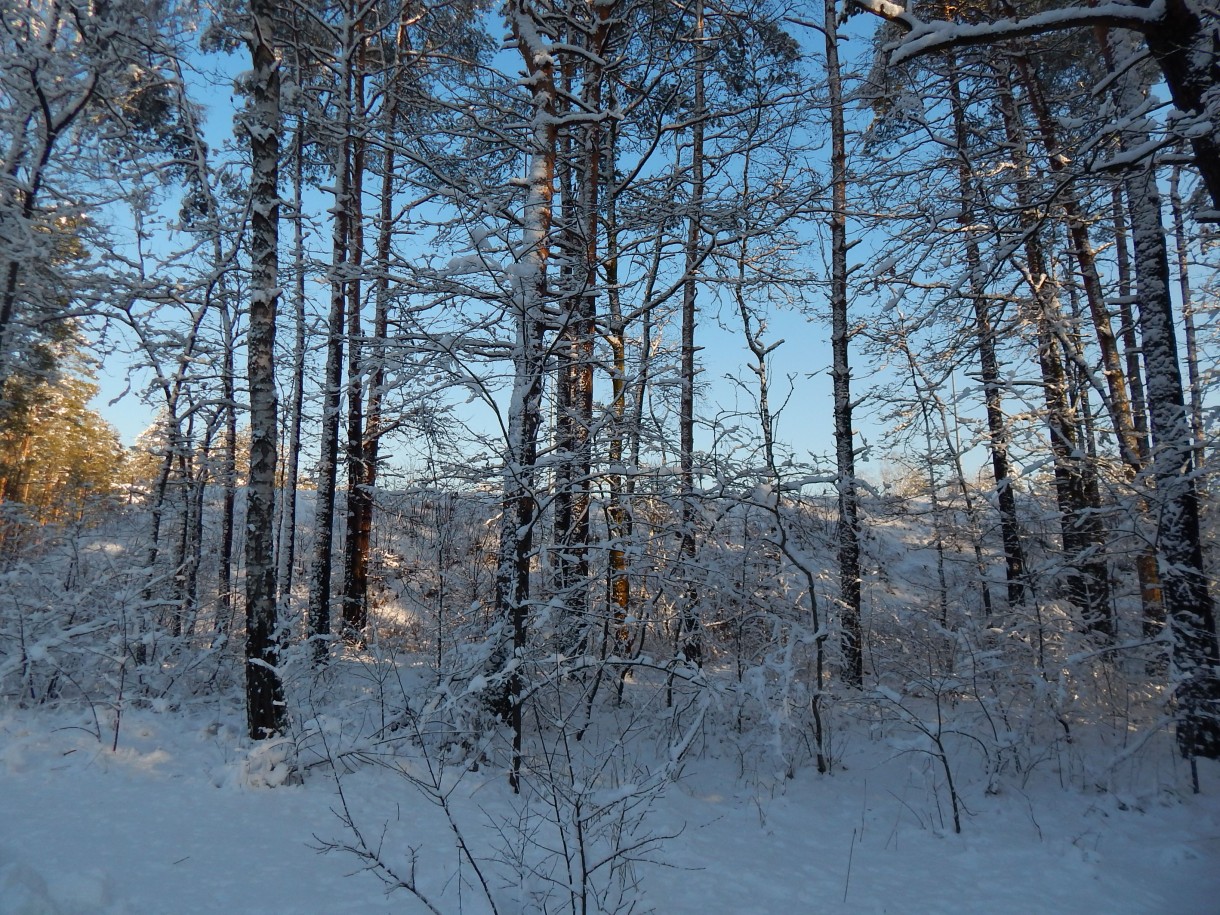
[244,0,287,738]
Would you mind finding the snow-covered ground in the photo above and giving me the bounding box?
[2,700,1218,915]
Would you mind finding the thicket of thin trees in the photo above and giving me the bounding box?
[1,0,1218,810]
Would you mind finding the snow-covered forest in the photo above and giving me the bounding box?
[2,0,1219,911]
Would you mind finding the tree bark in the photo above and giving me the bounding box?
[1169,163,1206,472]
[603,98,630,650]
[218,300,237,630]
[276,120,307,611]
[308,29,355,662]
[353,30,405,654]
[1126,163,1220,759]
[827,0,863,686]
[341,40,369,645]
[244,0,286,739]
[497,0,559,790]
[678,0,706,668]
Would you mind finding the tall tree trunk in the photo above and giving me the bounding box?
[1110,186,1151,458]
[218,301,237,630]
[498,0,558,790]
[308,169,349,658]
[276,120,307,611]
[1091,27,1175,638]
[826,0,863,686]
[1092,0,1215,764]
[173,419,209,639]
[1169,163,1206,472]
[171,438,195,636]
[1126,163,1220,760]
[308,35,355,662]
[355,34,405,654]
[603,98,630,650]
[677,0,706,668]
[132,296,211,665]
[341,44,369,645]
[163,50,241,640]
[1111,184,1163,622]
[244,0,286,739]
[552,30,576,611]
[1031,266,1113,634]
[556,1,614,655]
[183,432,209,637]
[140,422,178,645]
[551,17,587,653]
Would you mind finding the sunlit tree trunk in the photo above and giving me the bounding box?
[1110,184,1162,620]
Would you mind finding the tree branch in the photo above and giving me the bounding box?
[848,0,1167,63]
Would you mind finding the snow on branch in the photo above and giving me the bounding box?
[848,0,1168,63]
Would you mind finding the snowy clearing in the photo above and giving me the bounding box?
[2,701,1217,915]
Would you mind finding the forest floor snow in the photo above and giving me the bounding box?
[2,702,1219,915]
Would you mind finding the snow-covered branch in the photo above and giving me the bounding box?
[849,0,1168,63]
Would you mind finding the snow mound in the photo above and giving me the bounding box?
[239,736,296,788]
